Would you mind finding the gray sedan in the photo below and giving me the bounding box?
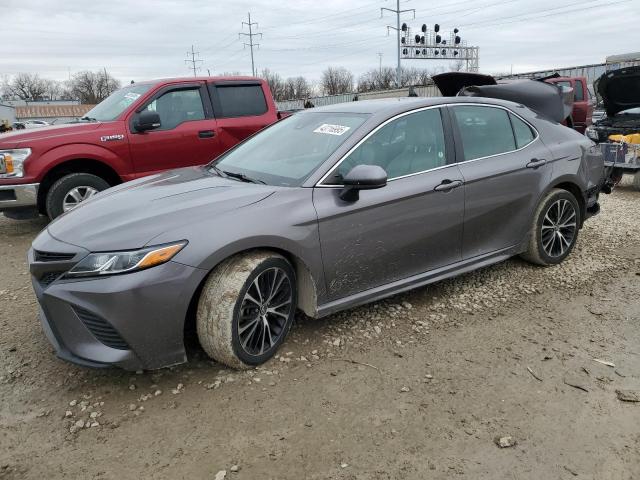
[29,97,604,370]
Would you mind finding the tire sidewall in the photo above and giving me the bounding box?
[534,190,581,265]
[46,173,110,219]
[231,257,297,366]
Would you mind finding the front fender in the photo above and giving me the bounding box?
[28,143,132,181]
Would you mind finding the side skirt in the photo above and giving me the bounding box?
[315,245,522,318]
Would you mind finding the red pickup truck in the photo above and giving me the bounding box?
[544,76,594,134]
[0,77,282,219]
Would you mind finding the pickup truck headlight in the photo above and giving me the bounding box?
[585,126,600,142]
[65,241,187,278]
[0,148,31,178]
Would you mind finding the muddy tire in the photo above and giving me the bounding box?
[46,173,110,219]
[196,251,297,369]
[520,188,581,266]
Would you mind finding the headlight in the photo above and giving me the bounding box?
[65,241,187,278]
[585,126,599,142]
[0,148,31,178]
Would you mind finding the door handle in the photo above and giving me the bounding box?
[526,158,547,169]
[198,130,216,138]
[434,179,463,192]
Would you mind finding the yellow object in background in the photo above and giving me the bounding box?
[609,133,640,144]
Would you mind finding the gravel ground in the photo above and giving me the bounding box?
[1,183,639,479]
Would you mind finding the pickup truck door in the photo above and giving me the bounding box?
[207,81,276,153]
[128,82,222,177]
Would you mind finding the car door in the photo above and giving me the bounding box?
[313,107,465,300]
[128,83,222,177]
[448,104,552,260]
[208,81,274,153]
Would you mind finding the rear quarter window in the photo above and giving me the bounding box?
[510,113,536,149]
[211,84,268,118]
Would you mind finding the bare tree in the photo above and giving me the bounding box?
[69,70,121,104]
[358,67,396,92]
[451,60,465,72]
[5,73,48,100]
[320,67,353,96]
[260,68,286,101]
[283,76,311,101]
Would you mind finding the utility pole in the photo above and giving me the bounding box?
[382,0,415,88]
[239,12,262,77]
[377,52,383,75]
[184,45,203,77]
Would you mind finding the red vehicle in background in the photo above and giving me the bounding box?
[0,77,283,219]
[544,76,594,134]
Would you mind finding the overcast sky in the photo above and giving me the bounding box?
[3,0,639,85]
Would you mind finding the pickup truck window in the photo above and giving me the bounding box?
[141,88,205,130]
[83,84,153,121]
[210,84,268,118]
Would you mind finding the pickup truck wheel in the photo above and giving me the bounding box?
[521,188,581,266]
[46,173,110,219]
[196,251,297,369]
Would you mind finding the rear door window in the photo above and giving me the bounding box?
[451,106,516,161]
[210,84,268,118]
[574,80,584,101]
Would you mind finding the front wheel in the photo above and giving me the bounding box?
[46,173,110,219]
[197,251,297,369]
[521,188,581,266]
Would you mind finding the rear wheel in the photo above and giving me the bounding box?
[197,251,297,369]
[521,188,581,266]
[45,173,110,219]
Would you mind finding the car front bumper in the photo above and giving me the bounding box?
[0,183,39,210]
[28,234,208,371]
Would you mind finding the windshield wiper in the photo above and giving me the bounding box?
[79,116,97,122]
[222,170,266,184]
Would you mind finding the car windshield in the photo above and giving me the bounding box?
[212,112,369,187]
[82,84,153,121]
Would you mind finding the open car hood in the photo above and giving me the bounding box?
[597,66,640,117]
[432,72,573,123]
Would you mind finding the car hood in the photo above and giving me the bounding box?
[46,166,275,251]
[0,122,103,148]
[597,66,640,117]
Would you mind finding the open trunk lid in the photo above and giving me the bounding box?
[433,71,573,123]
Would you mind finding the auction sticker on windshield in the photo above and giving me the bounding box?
[313,124,351,136]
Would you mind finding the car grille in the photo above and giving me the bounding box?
[34,250,76,262]
[74,306,130,350]
[39,271,65,287]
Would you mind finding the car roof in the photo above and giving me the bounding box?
[307,96,528,116]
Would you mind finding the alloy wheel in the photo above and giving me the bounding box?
[62,186,99,212]
[541,199,577,258]
[237,267,293,356]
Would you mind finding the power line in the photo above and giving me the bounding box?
[381,0,415,87]
[184,45,203,76]
[239,12,262,77]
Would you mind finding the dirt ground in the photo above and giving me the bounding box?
[1,184,640,480]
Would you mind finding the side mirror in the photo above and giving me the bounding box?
[339,164,387,201]
[134,111,161,132]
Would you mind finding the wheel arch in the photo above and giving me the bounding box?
[184,246,320,340]
[548,179,586,227]
[37,158,122,214]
